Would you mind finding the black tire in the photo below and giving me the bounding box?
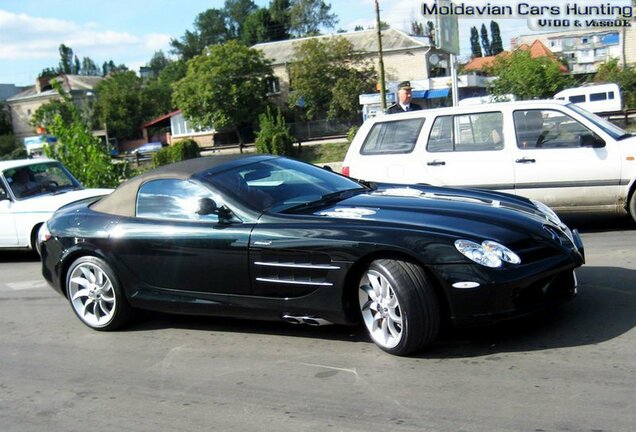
[629,191,636,224]
[65,256,132,331]
[357,259,440,356]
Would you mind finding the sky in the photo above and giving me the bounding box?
[0,0,632,87]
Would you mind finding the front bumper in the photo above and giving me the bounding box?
[432,233,583,327]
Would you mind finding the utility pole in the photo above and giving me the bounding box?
[375,0,387,111]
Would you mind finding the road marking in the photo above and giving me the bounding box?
[5,280,48,291]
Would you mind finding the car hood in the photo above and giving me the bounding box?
[12,188,113,212]
[311,185,563,242]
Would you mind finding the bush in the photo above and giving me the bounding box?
[152,139,201,167]
[255,108,294,156]
[346,125,359,145]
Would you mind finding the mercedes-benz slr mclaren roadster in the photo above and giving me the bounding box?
[40,155,584,355]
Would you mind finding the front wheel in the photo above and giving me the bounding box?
[358,259,440,356]
[65,256,132,331]
[629,191,636,224]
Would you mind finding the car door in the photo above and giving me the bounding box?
[110,179,252,295]
[418,111,516,192]
[0,182,18,246]
[511,108,622,209]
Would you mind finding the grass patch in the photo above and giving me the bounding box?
[294,141,350,164]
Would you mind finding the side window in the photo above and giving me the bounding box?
[427,112,504,152]
[360,118,424,154]
[136,179,219,223]
[513,109,604,149]
[569,95,586,103]
[589,92,607,102]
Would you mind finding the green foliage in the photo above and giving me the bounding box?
[30,98,75,130]
[43,85,121,188]
[172,41,273,144]
[470,26,482,58]
[152,139,201,167]
[489,50,574,100]
[148,50,171,76]
[255,108,294,155]
[346,125,359,144]
[289,0,337,37]
[594,59,636,109]
[480,24,491,57]
[489,21,503,55]
[0,135,23,160]
[0,102,12,135]
[288,37,375,121]
[94,71,168,141]
[94,71,143,140]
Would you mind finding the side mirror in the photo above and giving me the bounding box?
[196,197,218,215]
[578,133,605,148]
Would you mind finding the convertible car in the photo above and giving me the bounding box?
[40,155,585,355]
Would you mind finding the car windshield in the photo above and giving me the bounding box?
[3,161,82,200]
[203,157,366,213]
[568,103,629,139]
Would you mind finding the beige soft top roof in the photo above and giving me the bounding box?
[91,154,276,217]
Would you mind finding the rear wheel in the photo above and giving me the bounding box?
[358,259,440,356]
[65,256,132,331]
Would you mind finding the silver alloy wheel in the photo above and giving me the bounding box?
[68,262,116,328]
[358,269,403,349]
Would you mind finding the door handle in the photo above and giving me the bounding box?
[427,160,446,166]
[515,157,536,163]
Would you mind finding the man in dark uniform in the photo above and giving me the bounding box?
[387,81,422,114]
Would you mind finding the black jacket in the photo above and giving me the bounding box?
[387,103,422,114]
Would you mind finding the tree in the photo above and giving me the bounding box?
[426,21,435,45]
[224,0,258,39]
[489,50,574,100]
[480,24,491,57]
[289,0,337,37]
[470,26,482,58]
[157,60,187,85]
[489,21,504,55]
[410,21,424,37]
[148,50,171,76]
[30,98,75,131]
[287,36,375,121]
[269,0,292,41]
[172,41,273,150]
[58,44,75,74]
[594,58,636,108]
[81,57,100,76]
[170,9,229,60]
[94,71,147,141]
[241,8,275,45]
[42,81,121,188]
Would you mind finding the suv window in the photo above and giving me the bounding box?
[513,109,604,149]
[136,179,219,223]
[360,118,424,154]
[428,112,504,152]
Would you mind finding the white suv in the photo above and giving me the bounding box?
[342,100,636,222]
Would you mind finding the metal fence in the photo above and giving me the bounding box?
[288,119,360,141]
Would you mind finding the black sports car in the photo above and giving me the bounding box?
[39,155,585,355]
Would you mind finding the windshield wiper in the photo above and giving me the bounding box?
[284,188,367,212]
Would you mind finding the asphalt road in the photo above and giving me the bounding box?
[1,216,634,432]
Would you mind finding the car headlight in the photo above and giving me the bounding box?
[531,199,562,226]
[454,239,521,268]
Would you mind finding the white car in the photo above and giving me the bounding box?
[342,100,636,222]
[0,158,112,250]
